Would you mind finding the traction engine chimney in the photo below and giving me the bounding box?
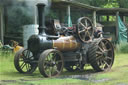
[37,3,46,34]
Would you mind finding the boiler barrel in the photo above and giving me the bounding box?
[53,36,80,51]
[28,35,80,52]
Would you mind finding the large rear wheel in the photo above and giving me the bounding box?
[88,39,114,71]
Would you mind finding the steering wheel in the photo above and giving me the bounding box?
[77,17,93,43]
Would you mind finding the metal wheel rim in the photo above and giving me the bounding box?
[77,17,93,42]
[43,51,63,77]
[96,39,114,70]
[18,49,34,73]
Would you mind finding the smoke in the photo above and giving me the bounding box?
[0,0,51,33]
[25,0,50,7]
[22,0,51,24]
[0,0,51,20]
[24,0,51,14]
[24,0,51,21]
[0,0,51,7]
[0,0,51,15]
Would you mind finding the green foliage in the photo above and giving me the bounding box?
[74,0,128,8]
[117,0,128,8]
[90,0,108,7]
[103,2,119,8]
[116,42,128,53]
[74,0,90,5]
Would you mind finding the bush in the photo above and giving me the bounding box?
[116,42,128,53]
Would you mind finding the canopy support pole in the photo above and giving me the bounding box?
[93,11,96,27]
[67,5,72,27]
[123,16,126,23]
[116,11,119,43]
[0,7,4,44]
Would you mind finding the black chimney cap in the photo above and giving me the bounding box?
[36,3,46,7]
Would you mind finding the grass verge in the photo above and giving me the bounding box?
[0,51,128,85]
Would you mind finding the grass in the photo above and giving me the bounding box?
[92,54,128,85]
[0,50,128,85]
[116,42,128,53]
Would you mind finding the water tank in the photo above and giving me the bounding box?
[23,24,39,48]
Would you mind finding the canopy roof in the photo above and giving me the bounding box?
[52,0,128,16]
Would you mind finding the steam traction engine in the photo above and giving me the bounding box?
[14,3,114,77]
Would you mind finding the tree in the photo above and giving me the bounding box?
[117,0,128,8]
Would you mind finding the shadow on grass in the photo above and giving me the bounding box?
[62,69,96,75]
[58,68,96,80]
[1,71,42,78]
[1,68,96,80]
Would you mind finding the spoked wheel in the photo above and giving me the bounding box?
[88,39,114,71]
[65,62,84,72]
[14,49,37,74]
[77,17,93,42]
[38,49,64,77]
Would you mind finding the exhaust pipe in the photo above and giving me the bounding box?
[36,3,46,34]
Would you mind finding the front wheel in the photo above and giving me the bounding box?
[14,49,37,74]
[38,49,64,77]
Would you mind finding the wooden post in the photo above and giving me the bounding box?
[97,15,102,22]
[67,5,72,27]
[0,9,1,42]
[116,11,119,43]
[99,16,102,22]
[123,16,126,23]
[107,15,109,21]
[93,11,96,27]
[0,7,4,44]
[4,6,7,35]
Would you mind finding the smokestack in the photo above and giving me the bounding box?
[37,3,46,34]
